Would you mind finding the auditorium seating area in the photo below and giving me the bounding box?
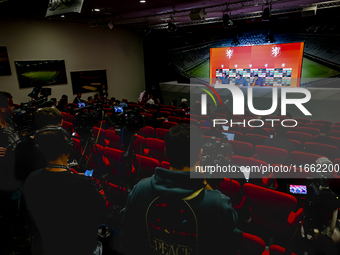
[59,100,340,254]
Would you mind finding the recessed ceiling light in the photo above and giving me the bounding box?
[61,15,65,17]
[140,0,146,3]
[94,8,100,12]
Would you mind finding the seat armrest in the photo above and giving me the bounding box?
[288,208,304,225]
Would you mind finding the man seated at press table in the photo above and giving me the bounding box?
[219,72,229,84]
[235,73,248,86]
[121,124,243,255]
[251,74,264,86]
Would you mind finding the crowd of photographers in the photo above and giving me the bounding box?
[1,89,340,255]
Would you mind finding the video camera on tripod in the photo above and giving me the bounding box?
[301,176,340,241]
[72,103,104,139]
[12,85,52,133]
[284,174,340,255]
[109,107,144,139]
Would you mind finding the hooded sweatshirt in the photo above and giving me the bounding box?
[121,167,243,255]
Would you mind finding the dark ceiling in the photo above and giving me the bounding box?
[0,0,338,29]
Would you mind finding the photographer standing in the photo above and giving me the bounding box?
[24,126,106,255]
[0,91,23,239]
[14,107,63,182]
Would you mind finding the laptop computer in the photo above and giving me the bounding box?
[221,132,235,141]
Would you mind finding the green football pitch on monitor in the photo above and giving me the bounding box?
[22,71,58,82]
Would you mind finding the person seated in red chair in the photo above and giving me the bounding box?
[121,124,243,255]
[310,125,338,148]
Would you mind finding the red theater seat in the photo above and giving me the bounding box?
[269,245,297,255]
[135,155,159,180]
[243,183,303,232]
[167,116,182,123]
[330,126,340,131]
[145,138,168,162]
[174,109,186,118]
[228,140,254,157]
[255,145,288,165]
[216,113,226,119]
[330,130,340,138]
[199,115,210,121]
[304,142,338,159]
[296,127,320,137]
[161,108,173,112]
[264,128,275,135]
[162,121,178,129]
[133,135,149,156]
[305,122,324,129]
[159,111,172,118]
[199,127,210,133]
[272,116,289,121]
[241,233,266,255]
[288,139,302,150]
[245,134,270,147]
[183,118,198,126]
[62,121,73,133]
[161,161,170,170]
[232,156,268,185]
[294,118,311,125]
[290,151,326,165]
[272,164,313,180]
[219,178,244,209]
[67,113,73,123]
[141,113,153,119]
[105,147,138,179]
[93,127,109,146]
[329,136,340,148]
[138,126,155,138]
[105,130,122,150]
[61,111,69,122]
[286,131,312,144]
[155,128,168,140]
[312,120,333,126]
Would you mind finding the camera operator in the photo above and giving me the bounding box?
[24,126,106,255]
[0,91,23,239]
[14,107,63,182]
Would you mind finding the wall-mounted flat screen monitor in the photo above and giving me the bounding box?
[210,42,304,87]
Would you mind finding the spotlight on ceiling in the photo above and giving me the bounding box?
[223,13,233,27]
[142,24,152,37]
[92,8,101,12]
[167,19,178,32]
[302,6,317,17]
[265,34,275,43]
[231,37,240,46]
[262,7,271,21]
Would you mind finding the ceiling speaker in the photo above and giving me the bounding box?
[190,9,206,20]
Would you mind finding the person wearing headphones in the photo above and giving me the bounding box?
[24,126,106,255]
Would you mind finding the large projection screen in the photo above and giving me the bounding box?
[210,42,304,87]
